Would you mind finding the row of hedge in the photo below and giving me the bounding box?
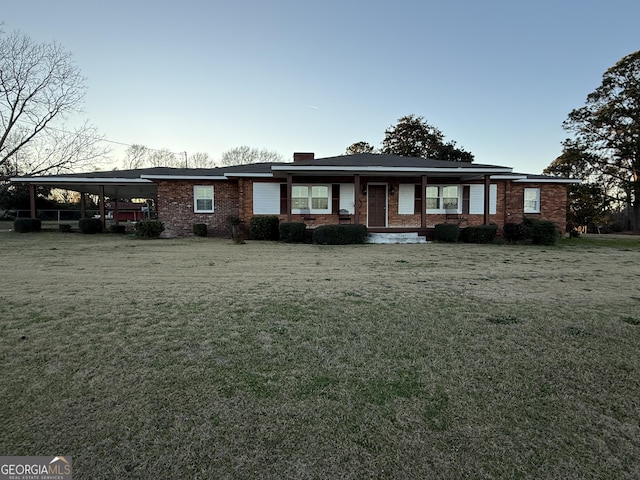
[434,224,499,244]
[248,216,367,244]
[15,214,560,246]
[503,218,561,245]
[434,219,560,245]
[13,218,165,238]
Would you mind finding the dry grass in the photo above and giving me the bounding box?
[1,232,640,479]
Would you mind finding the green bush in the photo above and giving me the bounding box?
[503,222,528,243]
[134,220,165,238]
[13,218,41,233]
[79,218,102,234]
[279,222,307,243]
[109,224,126,234]
[193,223,207,237]
[525,218,560,245]
[434,223,460,243]
[59,224,72,233]
[249,216,280,240]
[462,224,497,243]
[313,224,367,245]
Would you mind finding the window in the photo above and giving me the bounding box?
[442,186,459,210]
[426,185,460,212]
[292,186,309,209]
[291,184,331,213]
[524,188,540,213]
[426,186,440,209]
[194,185,214,213]
[311,186,329,209]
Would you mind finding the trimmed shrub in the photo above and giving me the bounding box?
[134,220,165,238]
[13,218,41,233]
[59,224,72,233]
[249,216,280,240]
[79,218,102,234]
[313,224,367,245]
[462,224,498,244]
[193,223,208,237]
[279,222,307,243]
[109,224,126,234]
[526,218,560,245]
[503,222,528,244]
[434,223,460,243]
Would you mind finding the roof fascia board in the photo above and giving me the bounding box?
[490,175,528,180]
[141,175,228,180]
[10,176,154,184]
[270,165,513,174]
[514,178,581,184]
[222,173,273,178]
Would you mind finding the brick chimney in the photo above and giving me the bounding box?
[293,152,314,162]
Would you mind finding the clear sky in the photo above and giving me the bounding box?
[3,0,639,174]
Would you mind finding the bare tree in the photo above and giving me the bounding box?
[122,144,149,170]
[0,29,108,194]
[219,146,284,166]
[188,152,215,168]
[147,148,180,167]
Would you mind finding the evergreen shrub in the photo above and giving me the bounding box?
[434,223,460,243]
[134,220,165,238]
[193,223,208,237]
[462,224,498,243]
[503,222,529,244]
[249,216,280,240]
[14,218,41,233]
[79,218,102,234]
[312,224,367,245]
[279,222,307,243]
[525,218,560,245]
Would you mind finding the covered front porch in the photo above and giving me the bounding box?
[275,172,499,238]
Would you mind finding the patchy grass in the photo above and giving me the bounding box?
[1,232,640,478]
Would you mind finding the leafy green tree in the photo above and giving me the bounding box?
[563,50,640,230]
[381,114,473,162]
[544,142,611,229]
[346,141,376,155]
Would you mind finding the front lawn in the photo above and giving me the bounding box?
[1,233,639,479]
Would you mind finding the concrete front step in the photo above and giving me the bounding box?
[366,232,428,244]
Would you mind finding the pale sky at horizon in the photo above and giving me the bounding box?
[3,0,639,174]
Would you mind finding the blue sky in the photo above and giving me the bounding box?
[3,0,639,173]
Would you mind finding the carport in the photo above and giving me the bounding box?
[10,170,158,231]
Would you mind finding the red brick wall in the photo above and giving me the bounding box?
[157,180,239,237]
[156,178,569,237]
[505,183,568,231]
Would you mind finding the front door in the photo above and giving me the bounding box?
[368,185,387,227]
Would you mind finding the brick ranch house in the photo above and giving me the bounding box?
[11,153,578,238]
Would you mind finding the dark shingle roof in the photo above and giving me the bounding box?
[284,153,506,169]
